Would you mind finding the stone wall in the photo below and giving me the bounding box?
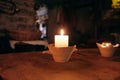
[0,0,36,31]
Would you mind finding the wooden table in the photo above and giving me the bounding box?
[0,48,120,80]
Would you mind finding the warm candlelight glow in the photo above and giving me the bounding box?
[55,29,69,47]
[101,42,112,48]
[60,29,64,35]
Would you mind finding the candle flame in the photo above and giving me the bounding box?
[60,29,64,35]
[101,42,112,47]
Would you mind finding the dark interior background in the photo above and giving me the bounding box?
[0,0,120,52]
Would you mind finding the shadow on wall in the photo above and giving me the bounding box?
[0,29,13,53]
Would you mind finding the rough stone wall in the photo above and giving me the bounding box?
[0,0,36,31]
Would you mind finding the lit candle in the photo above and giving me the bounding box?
[55,29,69,47]
[101,42,112,48]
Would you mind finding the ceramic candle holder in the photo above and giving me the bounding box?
[48,44,76,62]
[96,42,119,57]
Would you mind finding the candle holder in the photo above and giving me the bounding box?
[96,42,119,57]
[48,44,76,62]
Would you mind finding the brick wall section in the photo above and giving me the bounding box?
[0,0,36,31]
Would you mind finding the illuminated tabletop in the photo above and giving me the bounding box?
[0,48,120,80]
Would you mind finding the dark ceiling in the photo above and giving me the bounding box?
[35,0,112,9]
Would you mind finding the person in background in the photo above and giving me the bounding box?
[40,23,46,39]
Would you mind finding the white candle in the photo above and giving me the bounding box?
[55,29,69,47]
